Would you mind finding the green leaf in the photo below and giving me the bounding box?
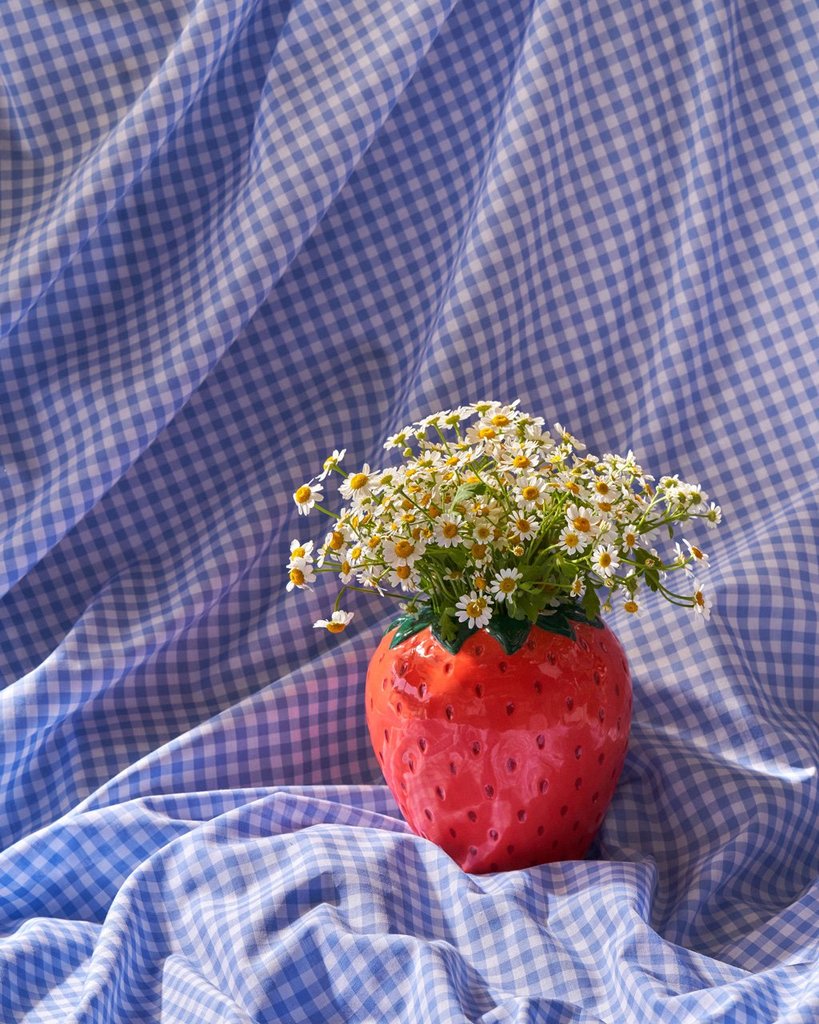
[387,605,435,648]
[581,585,601,621]
[430,617,474,654]
[484,612,533,655]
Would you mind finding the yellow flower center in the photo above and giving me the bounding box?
[395,539,414,558]
[521,485,540,502]
[691,545,703,560]
[349,473,369,490]
[326,621,347,633]
[512,544,524,556]
[289,568,305,586]
[598,552,612,568]
[442,522,459,538]
[329,531,344,550]
[471,543,488,560]
[291,546,306,559]
[474,576,487,591]
[350,547,362,561]
[515,519,533,535]
[595,481,611,495]
[475,525,492,541]
[565,482,580,494]
[572,515,591,532]
[478,427,496,439]
[624,532,636,547]
[624,600,639,613]
[563,532,580,549]
[499,577,516,593]
[395,565,412,580]
[466,598,486,618]
[513,455,531,468]
[341,561,351,575]
[598,501,613,512]
[491,414,510,427]
[294,485,312,504]
[695,591,705,607]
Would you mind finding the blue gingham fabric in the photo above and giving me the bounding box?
[1,0,817,1020]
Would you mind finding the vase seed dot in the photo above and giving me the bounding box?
[579,638,589,651]
[381,678,387,691]
[475,684,483,697]
[406,753,415,772]
[490,862,499,871]
[517,809,527,822]
[536,733,545,749]
[575,777,582,789]
[472,741,481,755]
[400,662,409,675]
[572,819,580,831]
[615,684,620,697]
[435,786,445,800]
[616,717,622,733]
[551,839,559,849]
[507,844,515,855]
[469,846,478,857]
[593,671,601,685]
[396,701,402,713]
[474,645,484,657]
[600,641,609,653]
[575,745,583,759]
[449,827,457,838]
[484,784,495,798]
[506,758,517,772]
[566,697,574,711]
[526,638,536,650]
[384,728,389,743]
[424,808,433,821]
[538,778,549,794]
[547,652,556,665]
[592,791,599,803]
[560,805,568,816]
[400,780,407,792]
[418,683,427,697]
[498,661,508,673]
[538,825,545,836]
[489,829,498,841]
[533,680,542,694]
[506,702,515,716]
[468,810,478,822]
[377,752,383,764]
[444,661,453,675]
[445,705,454,721]
[418,737,427,752]
[598,708,605,722]
[449,761,457,775]
[369,698,374,710]
[598,753,605,765]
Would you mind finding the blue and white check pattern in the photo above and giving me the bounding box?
[1,0,817,1020]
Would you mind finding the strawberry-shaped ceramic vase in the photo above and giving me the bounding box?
[365,607,632,873]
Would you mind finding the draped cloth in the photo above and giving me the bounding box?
[1,1,817,1020]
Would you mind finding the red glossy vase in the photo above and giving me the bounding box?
[365,619,632,873]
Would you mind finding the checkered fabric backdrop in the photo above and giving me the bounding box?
[1,0,817,1021]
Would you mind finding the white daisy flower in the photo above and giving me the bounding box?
[510,514,537,542]
[569,575,585,598]
[490,568,522,602]
[388,564,421,591]
[565,503,598,536]
[316,449,346,481]
[287,539,314,567]
[471,519,495,545]
[433,514,464,548]
[558,526,590,553]
[382,537,425,566]
[286,562,316,591]
[592,544,620,578]
[704,502,722,528]
[516,476,545,510]
[339,464,374,501]
[455,591,493,629]
[691,579,712,619]
[293,480,323,516]
[313,610,355,633]
[553,422,586,449]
